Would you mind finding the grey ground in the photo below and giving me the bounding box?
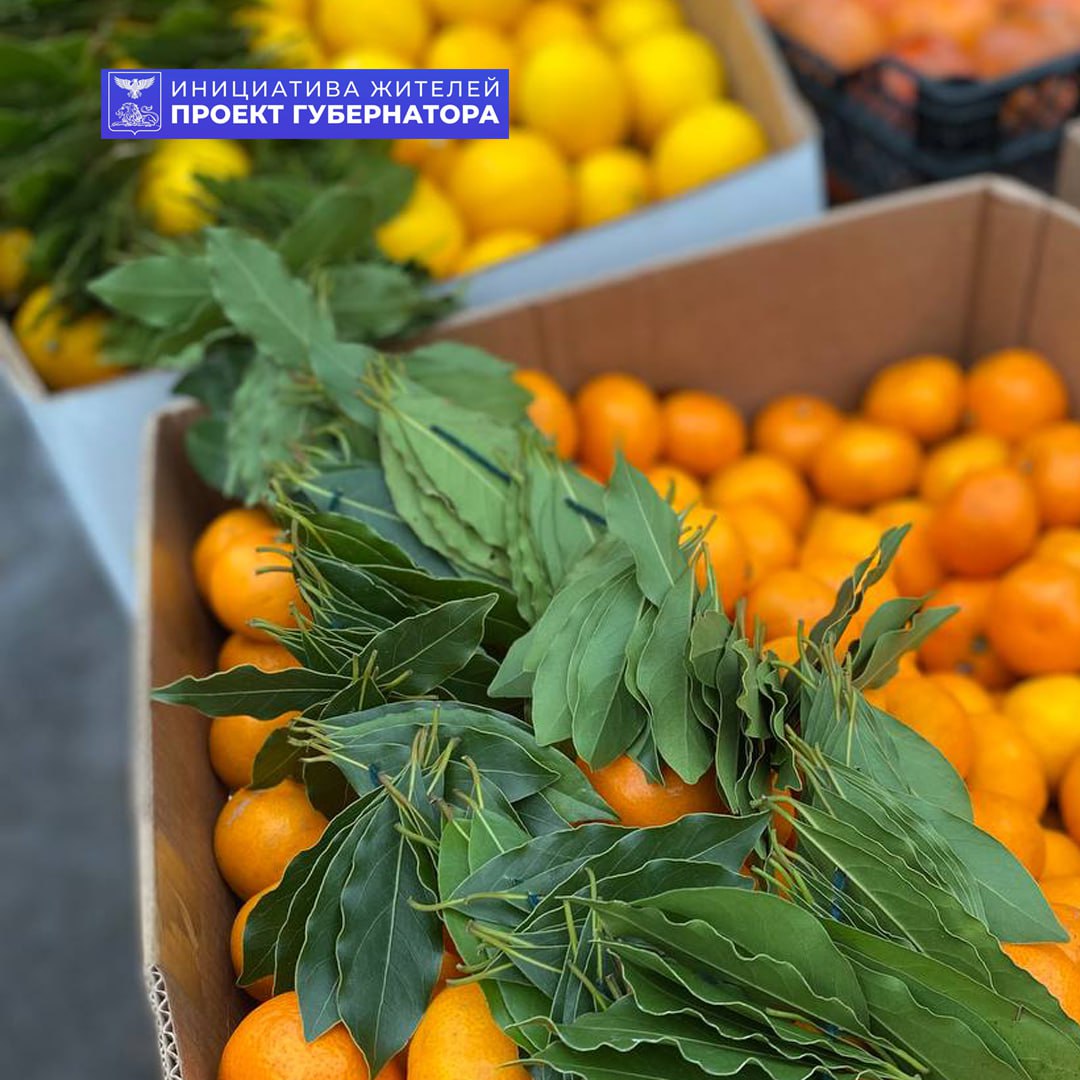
[0,379,157,1077]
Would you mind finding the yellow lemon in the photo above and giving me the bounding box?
[516,1,593,55]
[376,177,466,279]
[333,47,410,69]
[428,0,528,28]
[621,28,724,144]
[0,227,32,298]
[520,38,629,159]
[448,128,573,239]
[14,287,123,392]
[653,100,767,198]
[575,146,653,228]
[315,0,430,62]
[595,0,682,49]
[241,11,324,67]
[456,229,542,274]
[1003,675,1080,788]
[138,140,250,237]
[427,22,518,74]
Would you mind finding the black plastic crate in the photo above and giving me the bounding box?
[774,29,1080,196]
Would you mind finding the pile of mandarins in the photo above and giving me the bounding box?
[519,348,1080,918]
[757,0,1080,79]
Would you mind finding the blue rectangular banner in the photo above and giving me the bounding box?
[100,68,510,140]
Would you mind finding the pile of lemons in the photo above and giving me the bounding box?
[244,0,771,278]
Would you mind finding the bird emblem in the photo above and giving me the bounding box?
[113,75,157,99]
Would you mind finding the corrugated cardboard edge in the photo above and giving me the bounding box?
[135,402,192,1080]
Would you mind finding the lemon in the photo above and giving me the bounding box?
[516,1,593,55]
[242,11,325,67]
[653,100,768,198]
[595,0,682,49]
[333,47,410,69]
[392,139,432,168]
[456,229,542,274]
[448,129,573,239]
[14,286,123,392]
[138,140,250,237]
[0,228,32,298]
[315,0,431,62]
[575,147,652,228]
[621,28,724,144]
[520,39,629,159]
[427,22,518,73]
[428,0,528,29]
[376,177,467,279]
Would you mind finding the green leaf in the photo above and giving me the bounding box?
[309,340,379,427]
[636,568,710,783]
[366,594,498,695]
[277,185,378,274]
[89,254,212,329]
[205,227,335,368]
[327,263,451,343]
[604,457,683,607]
[153,665,348,718]
[293,464,454,577]
[404,342,531,423]
[333,796,443,1073]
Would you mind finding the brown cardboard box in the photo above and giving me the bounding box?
[138,175,1080,1079]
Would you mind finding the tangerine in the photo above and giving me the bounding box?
[208,528,309,642]
[751,393,843,473]
[230,885,277,1001]
[681,505,751,613]
[881,675,974,777]
[575,372,663,479]
[660,389,746,478]
[918,578,1012,688]
[1004,675,1080,788]
[919,432,1011,503]
[861,354,965,444]
[193,507,274,598]
[727,502,798,590]
[745,568,835,640]
[967,711,1049,816]
[214,779,328,899]
[409,983,529,1080]
[929,466,1039,577]
[810,420,922,509]
[515,369,579,459]
[1001,942,1080,1022]
[965,348,1069,441]
[1015,421,1080,527]
[580,756,725,826]
[986,559,1080,676]
[210,710,300,792]
[218,633,301,673]
[706,453,812,535]
[647,463,703,511]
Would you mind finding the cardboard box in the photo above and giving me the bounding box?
[138,176,1080,1079]
[452,0,824,308]
[0,326,175,610]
